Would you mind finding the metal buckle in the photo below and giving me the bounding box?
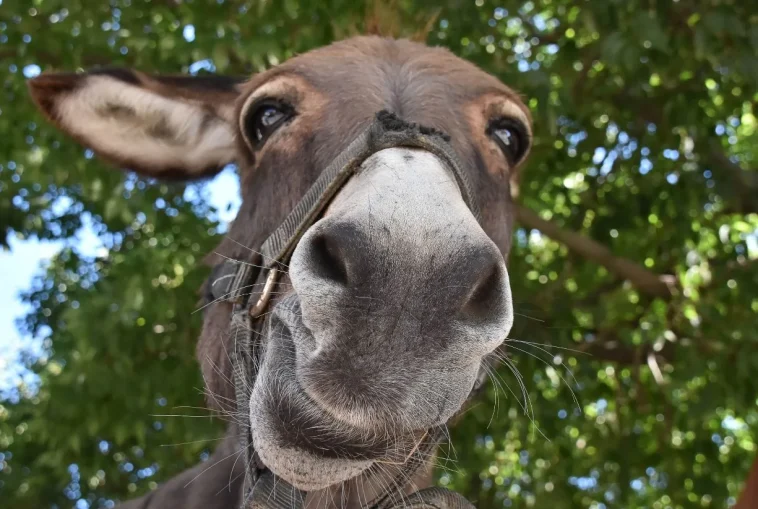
[249,269,278,319]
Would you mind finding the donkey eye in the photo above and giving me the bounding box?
[488,118,529,165]
[243,101,293,147]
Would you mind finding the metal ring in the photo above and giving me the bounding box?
[249,269,278,318]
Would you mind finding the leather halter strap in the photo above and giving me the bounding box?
[208,111,485,508]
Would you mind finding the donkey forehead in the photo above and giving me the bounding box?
[222,38,532,252]
[236,37,531,130]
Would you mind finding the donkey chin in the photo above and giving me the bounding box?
[248,147,515,490]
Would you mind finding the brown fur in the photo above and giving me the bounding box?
[29,36,533,508]
[200,39,532,410]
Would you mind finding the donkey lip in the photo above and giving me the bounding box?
[248,308,391,490]
[254,297,402,462]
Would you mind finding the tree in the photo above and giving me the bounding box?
[1,1,756,507]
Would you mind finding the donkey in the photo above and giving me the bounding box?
[28,36,533,508]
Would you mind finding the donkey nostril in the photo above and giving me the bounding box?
[461,262,505,320]
[309,232,349,286]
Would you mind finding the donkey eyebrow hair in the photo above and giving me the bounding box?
[238,76,304,118]
[487,97,532,135]
[236,74,308,153]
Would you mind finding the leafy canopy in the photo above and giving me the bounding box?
[0,0,756,508]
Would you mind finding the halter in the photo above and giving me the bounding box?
[208,111,487,508]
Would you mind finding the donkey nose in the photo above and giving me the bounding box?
[287,148,515,354]
[286,147,513,430]
[290,215,512,349]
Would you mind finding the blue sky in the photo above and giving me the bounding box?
[0,167,241,396]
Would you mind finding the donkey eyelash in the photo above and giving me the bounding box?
[239,96,296,152]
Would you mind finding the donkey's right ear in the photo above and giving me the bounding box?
[28,68,246,179]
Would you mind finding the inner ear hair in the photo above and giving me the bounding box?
[28,68,247,179]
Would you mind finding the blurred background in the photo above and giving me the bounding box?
[1,0,757,508]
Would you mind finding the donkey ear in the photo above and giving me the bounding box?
[28,68,245,178]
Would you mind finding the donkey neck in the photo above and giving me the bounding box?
[116,430,244,509]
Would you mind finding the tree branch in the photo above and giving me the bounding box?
[518,15,563,45]
[735,456,758,509]
[579,337,676,365]
[515,205,677,299]
[706,141,758,214]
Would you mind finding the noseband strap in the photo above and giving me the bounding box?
[210,111,484,509]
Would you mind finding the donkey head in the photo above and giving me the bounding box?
[29,36,532,494]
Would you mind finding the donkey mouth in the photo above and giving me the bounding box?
[247,294,423,490]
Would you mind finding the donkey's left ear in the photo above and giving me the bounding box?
[28,68,245,178]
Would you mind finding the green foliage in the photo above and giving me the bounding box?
[1,1,756,508]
